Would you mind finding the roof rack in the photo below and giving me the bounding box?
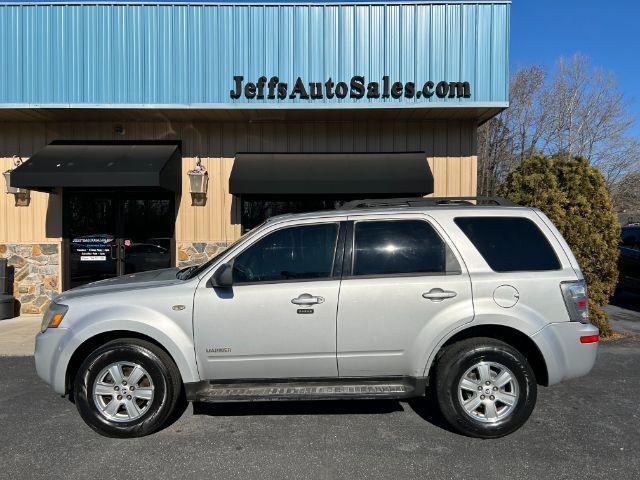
[340,196,517,209]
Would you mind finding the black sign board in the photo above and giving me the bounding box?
[70,234,114,262]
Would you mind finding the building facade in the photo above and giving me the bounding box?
[0,1,510,314]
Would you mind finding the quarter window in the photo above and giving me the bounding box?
[232,223,339,283]
[352,220,455,276]
[454,217,561,272]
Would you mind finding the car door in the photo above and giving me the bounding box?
[337,214,474,377]
[193,219,344,380]
[620,227,640,292]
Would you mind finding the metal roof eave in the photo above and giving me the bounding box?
[0,103,509,123]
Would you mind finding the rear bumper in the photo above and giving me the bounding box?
[533,322,599,386]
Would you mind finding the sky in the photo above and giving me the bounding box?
[511,0,640,137]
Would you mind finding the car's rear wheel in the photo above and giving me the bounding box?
[74,338,183,438]
[434,337,537,438]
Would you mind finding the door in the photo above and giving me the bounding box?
[193,221,343,380]
[620,226,640,292]
[64,190,174,289]
[120,194,174,275]
[337,215,474,377]
[65,192,119,288]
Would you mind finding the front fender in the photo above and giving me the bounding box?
[50,305,199,395]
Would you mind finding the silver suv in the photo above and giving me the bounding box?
[35,197,599,438]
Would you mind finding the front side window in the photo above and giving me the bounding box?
[352,220,453,276]
[232,223,339,283]
[454,216,561,272]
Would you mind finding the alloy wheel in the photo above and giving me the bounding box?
[457,361,519,423]
[92,361,155,423]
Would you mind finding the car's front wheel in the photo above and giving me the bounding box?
[74,338,183,438]
[434,337,537,438]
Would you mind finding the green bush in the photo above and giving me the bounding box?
[499,156,620,336]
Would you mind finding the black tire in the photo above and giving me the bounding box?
[434,337,537,438]
[74,338,183,438]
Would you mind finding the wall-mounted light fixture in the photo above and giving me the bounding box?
[3,156,30,207]
[187,157,208,206]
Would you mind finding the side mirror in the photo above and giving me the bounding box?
[209,263,233,288]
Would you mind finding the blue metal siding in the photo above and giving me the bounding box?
[0,2,510,107]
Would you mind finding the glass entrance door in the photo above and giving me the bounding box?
[64,191,175,289]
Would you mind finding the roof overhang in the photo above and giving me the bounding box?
[0,104,508,125]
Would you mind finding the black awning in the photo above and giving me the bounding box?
[10,141,181,192]
[229,152,433,196]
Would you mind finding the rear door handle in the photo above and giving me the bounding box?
[422,288,457,302]
[291,293,325,306]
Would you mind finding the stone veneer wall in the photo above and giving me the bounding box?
[0,243,60,314]
[177,242,229,267]
[0,242,229,313]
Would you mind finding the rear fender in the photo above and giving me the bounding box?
[420,313,552,378]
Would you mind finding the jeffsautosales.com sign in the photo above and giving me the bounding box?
[230,76,471,100]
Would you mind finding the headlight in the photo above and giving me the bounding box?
[41,303,69,333]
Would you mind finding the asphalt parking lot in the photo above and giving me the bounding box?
[1,334,639,480]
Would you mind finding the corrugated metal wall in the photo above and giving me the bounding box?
[0,119,476,244]
[0,1,509,107]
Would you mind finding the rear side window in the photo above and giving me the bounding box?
[352,220,458,276]
[454,217,561,272]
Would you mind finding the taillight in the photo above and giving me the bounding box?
[580,335,599,344]
[560,280,589,323]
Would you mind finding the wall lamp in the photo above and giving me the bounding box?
[188,157,208,206]
[3,156,30,207]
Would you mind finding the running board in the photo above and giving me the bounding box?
[185,377,426,403]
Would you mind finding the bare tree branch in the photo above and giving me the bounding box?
[478,53,640,206]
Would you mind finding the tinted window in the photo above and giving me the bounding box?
[455,217,561,272]
[232,223,339,283]
[621,227,640,250]
[353,220,451,276]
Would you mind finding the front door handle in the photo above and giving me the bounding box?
[291,293,325,306]
[422,288,457,302]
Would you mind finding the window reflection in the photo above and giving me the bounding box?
[241,197,353,232]
[353,220,449,276]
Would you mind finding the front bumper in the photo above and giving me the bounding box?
[35,328,71,395]
[533,322,599,386]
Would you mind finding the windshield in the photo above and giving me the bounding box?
[176,224,262,280]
